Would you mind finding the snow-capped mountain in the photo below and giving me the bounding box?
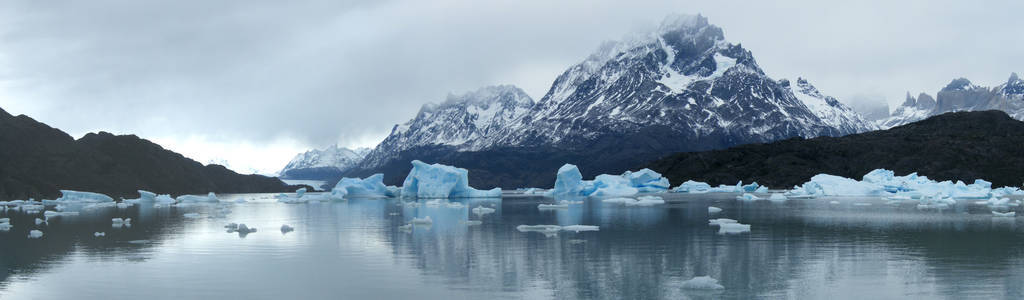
[279,145,370,180]
[355,14,876,181]
[359,85,534,168]
[881,73,1024,128]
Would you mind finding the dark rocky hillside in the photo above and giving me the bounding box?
[646,110,1024,188]
[0,107,306,201]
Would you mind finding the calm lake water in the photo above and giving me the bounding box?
[2,192,1024,299]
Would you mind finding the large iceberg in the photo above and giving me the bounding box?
[545,164,671,197]
[331,174,394,199]
[787,169,1003,199]
[401,160,501,198]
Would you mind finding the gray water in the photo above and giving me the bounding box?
[2,193,1024,299]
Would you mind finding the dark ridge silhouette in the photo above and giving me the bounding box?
[645,110,1024,188]
[0,107,307,201]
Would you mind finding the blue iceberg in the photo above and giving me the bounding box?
[331,174,394,199]
[545,164,671,197]
[400,160,501,198]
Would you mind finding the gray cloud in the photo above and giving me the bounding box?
[1,0,1022,172]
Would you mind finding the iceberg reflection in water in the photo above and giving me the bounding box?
[1,192,1024,299]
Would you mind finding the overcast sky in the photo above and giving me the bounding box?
[1,0,1021,174]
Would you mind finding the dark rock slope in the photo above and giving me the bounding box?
[646,110,1024,188]
[0,107,305,201]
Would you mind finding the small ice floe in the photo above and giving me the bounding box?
[538,203,569,210]
[410,216,433,225]
[116,202,131,209]
[153,204,163,208]
[829,201,841,205]
[280,224,294,233]
[111,218,132,226]
[183,213,201,219]
[718,223,751,234]
[27,229,44,239]
[681,276,724,290]
[634,196,665,206]
[992,211,1016,217]
[0,223,12,231]
[708,218,738,226]
[560,200,584,205]
[235,224,257,234]
[445,202,465,209]
[736,193,761,201]
[516,225,562,235]
[472,206,495,217]
[94,232,105,237]
[34,218,45,225]
[768,193,788,202]
[463,220,482,226]
[561,225,600,232]
[387,212,400,216]
[603,196,665,206]
[708,206,723,214]
[516,224,599,235]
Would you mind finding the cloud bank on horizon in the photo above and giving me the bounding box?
[1,0,1021,174]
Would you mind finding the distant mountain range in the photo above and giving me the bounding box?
[0,107,306,201]
[333,14,876,188]
[647,110,1024,188]
[278,145,369,180]
[881,73,1024,128]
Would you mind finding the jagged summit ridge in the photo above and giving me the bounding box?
[355,13,877,177]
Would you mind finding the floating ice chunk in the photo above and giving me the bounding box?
[708,218,737,226]
[111,218,132,225]
[516,225,562,234]
[410,216,433,225]
[280,224,294,233]
[718,223,751,234]
[602,197,636,204]
[464,220,482,226]
[538,203,569,210]
[178,193,219,203]
[742,182,761,192]
[0,218,9,223]
[591,174,640,197]
[672,180,712,193]
[632,196,665,206]
[623,168,671,192]
[561,225,599,232]
[403,201,421,208]
[681,276,724,290]
[829,201,841,205]
[424,199,442,207]
[992,211,1016,217]
[708,206,722,214]
[445,202,465,209]
[56,190,114,203]
[472,206,495,217]
[116,202,131,209]
[332,174,394,199]
[0,223,11,231]
[28,229,44,239]
[155,194,176,204]
[546,164,587,196]
[560,200,584,205]
[235,223,257,234]
[401,161,501,198]
[296,187,307,198]
[183,213,201,219]
[34,218,44,225]
[94,232,105,237]
[736,193,761,201]
[768,193,788,202]
[754,186,770,193]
